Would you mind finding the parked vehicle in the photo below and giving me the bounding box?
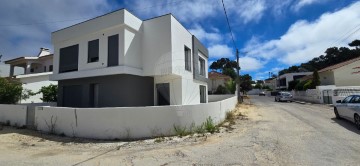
[275,92,293,102]
[259,91,266,96]
[334,95,360,130]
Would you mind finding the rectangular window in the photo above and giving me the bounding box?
[44,66,46,72]
[49,65,53,72]
[108,34,119,67]
[88,39,99,63]
[200,85,206,103]
[184,46,191,71]
[59,44,79,73]
[199,57,205,76]
[30,68,34,73]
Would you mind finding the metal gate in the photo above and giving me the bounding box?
[323,90,332,104]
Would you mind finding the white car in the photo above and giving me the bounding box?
[275,92,293,102]
[334,95,360,130]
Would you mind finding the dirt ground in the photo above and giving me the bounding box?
[0,100,258,166]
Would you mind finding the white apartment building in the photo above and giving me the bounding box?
[50,9,209,108]
[5,48,57,103]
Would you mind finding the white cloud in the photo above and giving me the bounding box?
[0,0,111,60]
[226,0,267,24]
[189,25,223,44]
[208,44,234,58]
[242,1,360,65]
[238,56,263,71]
[292,0,325,11]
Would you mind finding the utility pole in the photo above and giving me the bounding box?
[236,49,243,103]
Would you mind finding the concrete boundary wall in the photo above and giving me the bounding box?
[0,104,27,126]
[208,95,235,102]
[35,96,238,139]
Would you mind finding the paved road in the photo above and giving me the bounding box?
[1,96,360,165]
[245,96,360,165]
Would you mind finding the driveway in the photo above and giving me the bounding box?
[0,96,359,165]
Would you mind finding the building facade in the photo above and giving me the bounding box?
[50,9,209,108]
[276,72,312,90]
[5,48,57,103]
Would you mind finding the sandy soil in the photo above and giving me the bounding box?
[0,100,257,166]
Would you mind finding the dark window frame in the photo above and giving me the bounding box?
[184,46,191,71]
[199,56,205,76]
[59,44,79,73]
[49,65,53,72]
[88,39,99,63]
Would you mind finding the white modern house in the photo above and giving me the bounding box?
[276,72,312,90]
[50,9,209,108]
[4,48,57,103]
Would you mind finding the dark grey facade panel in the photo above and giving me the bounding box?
[59,44,79,73]
[58,74,154,108]
[192,35,209,83]
[108,34,119,66]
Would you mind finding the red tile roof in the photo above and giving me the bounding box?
[318,57,360,73]
[208,71,232,80]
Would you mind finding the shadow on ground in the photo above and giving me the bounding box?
[331,118,360,135]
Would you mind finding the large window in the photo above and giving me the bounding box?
[108,34,119,67]
[184,46,191,71]
[199,57,205,76]
[88,39,99,63]
[59,44,79,73]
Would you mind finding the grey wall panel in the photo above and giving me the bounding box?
[57,74,154,108]
[192,35,209,83]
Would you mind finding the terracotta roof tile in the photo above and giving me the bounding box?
[318,57,360,73]
[208,71,231,80]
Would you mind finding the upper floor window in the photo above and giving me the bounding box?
[184,46,191,71]
[59,44,79,73]
[88,39,99,63]
[49,65,53,72]
[199,57,205,76]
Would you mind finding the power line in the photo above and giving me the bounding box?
[221,0,237,50]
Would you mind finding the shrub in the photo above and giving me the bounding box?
[204,116,219,133]
[173,125,188,137]
[0,77,23,104]
[214,85,228,94]
[39,84,58,102]
[303,80,313,90]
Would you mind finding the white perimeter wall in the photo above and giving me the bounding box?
[35,96,238,139]
[208,95,235,102]
[0,104,27,126]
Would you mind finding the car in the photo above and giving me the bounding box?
[334,95,360,130]
[275,92,293,102]
[259,91,266,96]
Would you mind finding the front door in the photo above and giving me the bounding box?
[156,83,170,105]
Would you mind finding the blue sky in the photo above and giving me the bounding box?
[1,0,360,80]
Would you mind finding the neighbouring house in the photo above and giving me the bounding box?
[50,9,209,108]
[208,71,232,93]
[276,72,312,90]
[264,77,276,90]
[317,57,360,86]
[4,48,57,103]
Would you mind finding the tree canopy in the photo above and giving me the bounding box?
[278,39,360,76]
[209,58,238,79]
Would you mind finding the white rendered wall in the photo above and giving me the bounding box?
[208,95,235,102]
[0,104,27,126]
[18,73,57,103]
[35,96,237,139]
[334,60,360,86]
[142,15,172,76]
